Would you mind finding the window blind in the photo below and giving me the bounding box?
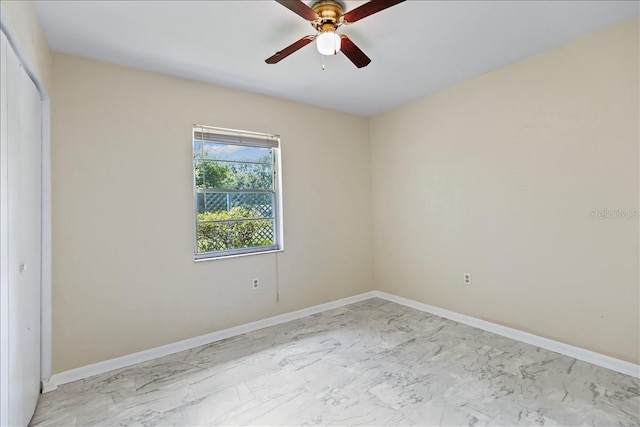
[193,125,279,149]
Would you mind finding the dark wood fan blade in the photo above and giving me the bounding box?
[275,0,319,21]
[339,35,371,68]
[342,0,405,24]
[265,36,314,64]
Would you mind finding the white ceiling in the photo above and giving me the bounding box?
[35,1,639,116]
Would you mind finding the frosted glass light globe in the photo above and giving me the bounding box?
[316,32,341,56]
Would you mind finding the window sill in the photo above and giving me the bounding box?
[194,248,284,262]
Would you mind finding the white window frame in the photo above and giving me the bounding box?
[192,125,283,260]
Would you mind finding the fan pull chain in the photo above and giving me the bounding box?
[322,55,325,71]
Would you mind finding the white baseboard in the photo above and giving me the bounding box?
[44,289,639,392]
[373,291,640,379]
[40,378,56,393]
[45,291,377,391]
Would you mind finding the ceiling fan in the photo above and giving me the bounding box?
[266,0,406,68]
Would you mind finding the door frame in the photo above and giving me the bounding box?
[0,8,53,425]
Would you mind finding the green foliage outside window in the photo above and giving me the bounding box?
[195,155,275,254]
[195,157,272,190]
[197,207,273,253]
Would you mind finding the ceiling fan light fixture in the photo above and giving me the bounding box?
[267,0,406,67]
[316,31,341,56]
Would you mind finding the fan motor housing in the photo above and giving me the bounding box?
[311,0,344,31]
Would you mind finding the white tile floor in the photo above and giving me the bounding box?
[31,298,639,426]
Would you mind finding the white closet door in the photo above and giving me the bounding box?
[1,31,43,427]
[0,32,8,427]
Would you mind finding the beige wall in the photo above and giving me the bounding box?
[51,54,373,373]
[370,18,640,364]
[1,0,52,93]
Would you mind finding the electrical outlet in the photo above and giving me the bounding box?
[464,273,471,286]
[252,278,259,290]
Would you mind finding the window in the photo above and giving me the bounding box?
[193,125,282,259]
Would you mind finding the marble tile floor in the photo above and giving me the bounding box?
[31,298,639,426]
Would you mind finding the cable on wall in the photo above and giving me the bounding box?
[275,252,280,303]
